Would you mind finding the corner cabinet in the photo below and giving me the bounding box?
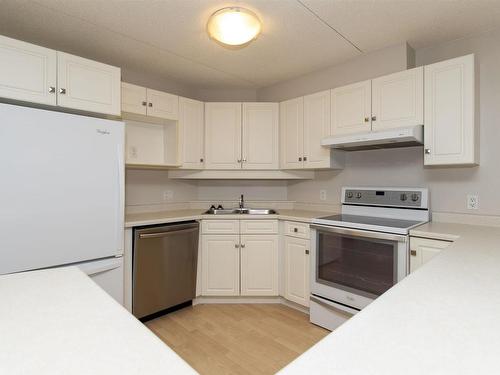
[204,102,279,170]
[423,54,478,166]
[179,97,204,169]
[281,91,344,170]
[0,35,121,116]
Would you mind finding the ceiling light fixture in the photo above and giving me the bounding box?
[207,7,262,47]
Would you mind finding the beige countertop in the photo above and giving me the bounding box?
[282,221,500,374]
[125,209,332,227]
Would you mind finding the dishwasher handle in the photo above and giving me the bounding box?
[138,227,198,239]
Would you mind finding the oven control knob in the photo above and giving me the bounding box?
[400,193,407,201]
[347,192,353,198]
[411,193,420,202]
[355,192,362,199]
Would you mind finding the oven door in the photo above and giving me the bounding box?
[310,224,408,310]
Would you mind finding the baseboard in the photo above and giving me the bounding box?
[193,296,310,315]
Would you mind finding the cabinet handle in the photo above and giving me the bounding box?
[303,156,307,161]
[424,149,431,155]
[234,244,240,248]
[142,101,147,106]
[298,157,302,162]
[48,86,56,93]
[59,88,66,94]
[242,158,247,162]
[241,244,246,248]
[237,159,242,163]
[200,158,204,162]
[410,250,417,256]
[364,117,369,122]
[305,249,310,255]
[293,228,298,233]
[371,115,377,121]
[148,102,153,107]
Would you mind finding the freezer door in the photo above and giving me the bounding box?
[0,103,124,274]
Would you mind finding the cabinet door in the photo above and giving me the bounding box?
[372,67,423,131]
[204,102,242,169]
[284,236,310,307]
[240,235,278,296]
[331,80,371,135]
[121,82,147,115]
[424,54,477,166]
[146,89,179,120]
[179,97,204,169]
[410,237,452,273]
[280,97,304,169]
[0,35,57,106]
[201,235,240,296]
[242,102,279,169]
[57,52,121,116]
[303,90,331,169]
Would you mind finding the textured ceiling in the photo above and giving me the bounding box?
[0,0,499,89]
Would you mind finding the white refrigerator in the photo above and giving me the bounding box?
[0,103,125,303]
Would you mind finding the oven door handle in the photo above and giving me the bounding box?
[311,224,407,243]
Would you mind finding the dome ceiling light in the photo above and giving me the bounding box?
[207,7,262,47]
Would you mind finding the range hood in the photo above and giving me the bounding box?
[321,125,424,151]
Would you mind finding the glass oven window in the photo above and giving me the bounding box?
[317,230,397,297]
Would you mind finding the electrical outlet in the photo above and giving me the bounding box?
[320,190,327,201]
[467,194,479,210]
[129,146,138,159]
[163,190,174,201]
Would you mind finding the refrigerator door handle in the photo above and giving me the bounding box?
[116,142,125,254]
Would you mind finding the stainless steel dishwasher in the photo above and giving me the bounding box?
[132,221,199,320]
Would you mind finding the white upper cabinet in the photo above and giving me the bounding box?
[303,90,332,168]
[240,235,279,296]
[242,102,279,170]
[57,52,121,116]
[0,35,57,106]
[424,54,478,166]
[331,80,372,136]
[179,97,204,169]
[121,82,147,115]
[146,89,179,120]
[280,97,304,169]
[205,102,242,169]
[372,67,424,131]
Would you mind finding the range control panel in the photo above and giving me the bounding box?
[343,188,427,208]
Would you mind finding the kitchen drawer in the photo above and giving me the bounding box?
[240,220,278,235]
[284,221,310,239]
[202,219,239,234]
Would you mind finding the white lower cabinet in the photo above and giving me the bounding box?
[201,234,240,296]
[284,236,310,307]
[240,235,279,296]
[410,237,452,273]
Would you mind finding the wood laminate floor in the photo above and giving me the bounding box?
[146,304,329,375]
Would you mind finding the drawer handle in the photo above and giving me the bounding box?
[293,228,298,233]
[410,250,417,256]
[305,249,309,255]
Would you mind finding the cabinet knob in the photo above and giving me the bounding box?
[200,158,204,163]
[364,117,369,123]
[305,249,310,255]
[241,244,245,248]
[410,250,417,256]
[293,228,298,233]
[234,244,240,248]
[303,156,307,161]
[371,115,377,121]
[424,148,431,155]
[148,102,153,107]
[242,158,247,162]
[237,159,242,163]
[48,86,56,94]
[298,157,302,162]
[59,88,66,94]
[142,101,147,106]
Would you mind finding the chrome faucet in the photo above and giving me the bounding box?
[239,194,245,209]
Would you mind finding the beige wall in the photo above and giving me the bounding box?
[288,28,500,216]
[257,43,411,102]
[197,181,288,203]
